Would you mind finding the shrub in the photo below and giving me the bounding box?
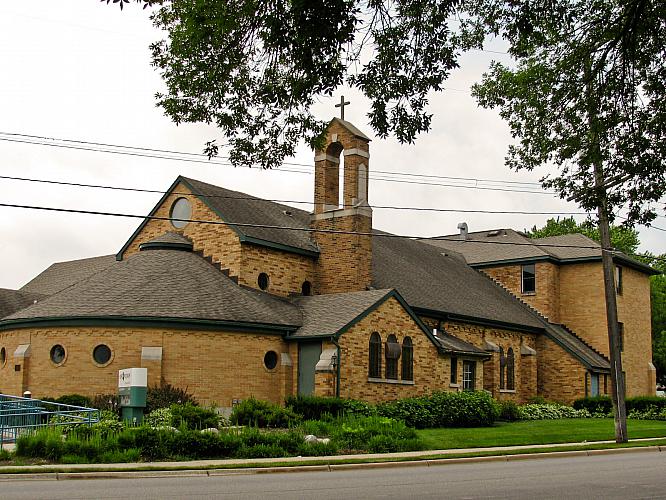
[626,396,666,413]
[377,391,499,429]
[518,404,591,420]
[145,383,198,414]
[627,407,666,420]
[330,415,419,452]
[144,407,173,428]
[53,394,93,408]
[170,403,219,430]
[527,396,549,405]
[0,449,11,461]
[91,394,120,414]
[498,400,520,422]
[230,398,301,428]
[573,396,613,416]
[285,396,375,420]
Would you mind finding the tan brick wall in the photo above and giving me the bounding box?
[482,262,560,322]
[0,326,295,407]
[121,182,242,278]
[443,321,537,403]
[559,263,654,396]
[535,335,594,404]
[334,297,480,403]
[311,213,372,294]
[240,244,315,297]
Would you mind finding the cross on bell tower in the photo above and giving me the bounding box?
[335,95,350,120]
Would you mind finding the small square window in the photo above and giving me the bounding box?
[521,264,536,294]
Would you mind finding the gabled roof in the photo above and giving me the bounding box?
[372,231,544,331]
[329,117,371,141]
[426,229,658,275]
[0,289,45,319]
[4,243,301,331]
[116,176,319,260]
[290,289,394,339]
[20,255,116,296]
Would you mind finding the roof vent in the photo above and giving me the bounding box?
[457,222,468,240]
[283,210,293,217]
[487,230,501,237]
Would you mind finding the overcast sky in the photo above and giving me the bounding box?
[0,2,663,290]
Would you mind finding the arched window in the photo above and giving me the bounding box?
[507,348,515,390]
[401,337,413,381]
[369,332,382,378]
[499,346,506,390]
[385,334,400,380]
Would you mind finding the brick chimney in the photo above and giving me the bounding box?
[310,118,372,294]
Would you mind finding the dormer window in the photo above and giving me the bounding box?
[521,264,536,294]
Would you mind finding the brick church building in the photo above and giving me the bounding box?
[0,118,658,407]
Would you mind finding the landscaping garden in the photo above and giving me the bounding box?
[3,388,666,465]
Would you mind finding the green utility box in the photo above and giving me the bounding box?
[118,368,147,424]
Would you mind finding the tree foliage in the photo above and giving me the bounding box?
[144,0,474,169]
[471,0,665,226]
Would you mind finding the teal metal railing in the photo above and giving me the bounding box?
[0,394,100,449]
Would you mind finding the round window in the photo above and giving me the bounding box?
[0,347,6,366]
[170,197,192,229]
[50,344,66,365]
[258,272,269,291]
[93,344,112,365]
[264,351,278,370]
[301,280,312,296]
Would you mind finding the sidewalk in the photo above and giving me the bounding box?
[0,437,664,479]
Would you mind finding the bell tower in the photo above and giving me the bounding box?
[310,116,372,294]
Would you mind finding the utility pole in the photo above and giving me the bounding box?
[585,59,627,443]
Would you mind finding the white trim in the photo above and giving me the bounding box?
[314,154,340,164]
[343,148,369,158]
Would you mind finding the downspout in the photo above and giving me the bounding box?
[331,337,341,398]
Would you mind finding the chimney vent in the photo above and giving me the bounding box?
[457,222,468,240]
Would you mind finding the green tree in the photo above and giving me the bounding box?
[112,0,478,169]
[526,217,640,256]
[471,0,665,442]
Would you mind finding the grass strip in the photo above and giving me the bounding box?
[0,437,664,475]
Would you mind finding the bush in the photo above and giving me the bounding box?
[145,383,198,414]
[518,404,591,420]
[626,396,666,413]
[285,396,376,420]
[230,398,301,428]
[330,415,419,452]
[91,394,120,414]
[573,396,613,416]
[627,407,666,420]
[377,391,499,429]
[144,407,173,428]
[498,400,520,422]
[170,403,219,430]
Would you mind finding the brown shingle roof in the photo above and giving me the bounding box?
[372,231,545,330]
[6,247,301,328]
[0,289,45,319]
[181,177,319,255]
[20,255,116,296]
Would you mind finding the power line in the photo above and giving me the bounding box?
[0,132,551,192]
[1,202,664,257]
[0,174,592,216]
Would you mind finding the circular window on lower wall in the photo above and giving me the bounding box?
[92,344,113,367]
[264,350,278,371]
[50,344,66,366]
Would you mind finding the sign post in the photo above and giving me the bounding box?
[118,368,147,424]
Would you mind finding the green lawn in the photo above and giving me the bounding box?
[417,419,666,450]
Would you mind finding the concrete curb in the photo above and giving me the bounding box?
[0,445,661,481]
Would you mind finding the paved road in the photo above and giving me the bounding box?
[1,451,665,499]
